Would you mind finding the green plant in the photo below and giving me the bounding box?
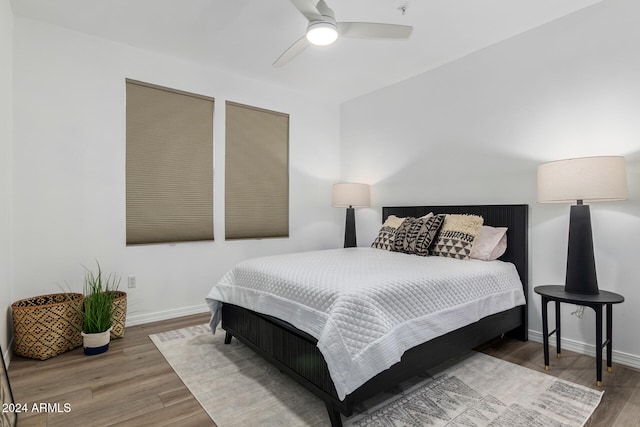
[80,262,121,334]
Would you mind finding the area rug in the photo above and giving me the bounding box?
[150,324,603,427]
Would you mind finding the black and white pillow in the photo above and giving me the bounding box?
[393,214,445,256]
[431,214,484,260]
[371,215,405,251]
[414,214,445,256]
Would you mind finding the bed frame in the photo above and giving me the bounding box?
[221,204,528,426]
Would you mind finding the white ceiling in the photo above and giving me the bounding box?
[11,0,602,103]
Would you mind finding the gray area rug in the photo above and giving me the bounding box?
[150,324,603,427]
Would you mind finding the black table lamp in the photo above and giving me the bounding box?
[537,156,628,295]
[332,183,370,248]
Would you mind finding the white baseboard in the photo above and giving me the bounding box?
[3,307,208,367]
[529,329,640,371]
[3,337,13,368]
[125,304,210,327]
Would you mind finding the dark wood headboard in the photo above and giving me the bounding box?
[383,204,529,334]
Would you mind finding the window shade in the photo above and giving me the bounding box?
[126,79,214,244]
[225,101,289,239]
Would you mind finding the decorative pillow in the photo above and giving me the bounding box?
[431,214,484,260]
[393,214,445,256]
[391,217,415,252]
[414,214,446,256]
[370,215,405,251]
[470,226,508,261]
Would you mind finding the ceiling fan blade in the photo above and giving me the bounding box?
[289,0,322,22]
[337,22,413,39]
[273,36,311,67]
[314,0,334,18]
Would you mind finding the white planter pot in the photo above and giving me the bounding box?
[81,327,112,355]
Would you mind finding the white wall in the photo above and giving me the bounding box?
[341,0,640,365]
[11,16,343,325]
[0,0,13,362]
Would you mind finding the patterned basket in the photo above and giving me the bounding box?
[11,293,84,360]
[110,291,127,339]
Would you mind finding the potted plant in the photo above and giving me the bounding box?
[77,262,120,355]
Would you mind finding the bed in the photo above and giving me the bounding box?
[207,204,528,426]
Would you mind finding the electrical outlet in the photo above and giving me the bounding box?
[127,276,137,289]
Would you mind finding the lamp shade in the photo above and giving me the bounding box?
[332,183,370,208]
[537,156,628,203]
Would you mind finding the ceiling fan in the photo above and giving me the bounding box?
[273,0,413,67]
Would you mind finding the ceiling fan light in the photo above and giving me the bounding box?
[306,21,338,46]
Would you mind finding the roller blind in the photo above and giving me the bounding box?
[225,101,289,239]
[126,79,214,244]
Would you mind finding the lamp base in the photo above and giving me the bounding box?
[344,207,356,248]
[565,204,599,294]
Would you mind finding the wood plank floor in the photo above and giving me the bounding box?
[7,313,215,427]
[7,313,640,426]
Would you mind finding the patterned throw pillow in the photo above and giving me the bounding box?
[415,214,445,256]
[393,214,445,256]
[431,214,484,260]
[391,216,420,253]
[371,215,405,251]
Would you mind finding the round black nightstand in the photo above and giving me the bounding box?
[534,285,624,386]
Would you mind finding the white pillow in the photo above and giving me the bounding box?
[470,225,507,261]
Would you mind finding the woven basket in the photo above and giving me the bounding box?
[11,293,84,360]
[110,291,127,339]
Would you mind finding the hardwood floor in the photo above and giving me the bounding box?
[7,313,640,426]
[7,313,215,427]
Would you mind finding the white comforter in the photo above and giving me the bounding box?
[206,248,525,400]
